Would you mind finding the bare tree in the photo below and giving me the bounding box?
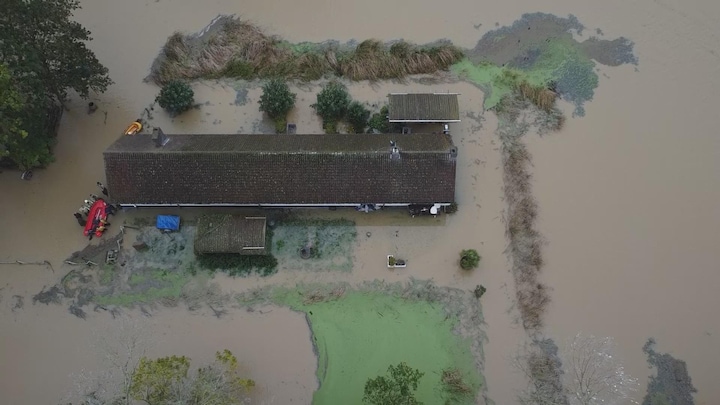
[514,335,639,405]
[563,334,639,405]
[103,318,149,405]
[66,316,151,405]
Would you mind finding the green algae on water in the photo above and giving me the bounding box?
[239,281,487,405]
[292,292,481,405]
[457,12,636,115]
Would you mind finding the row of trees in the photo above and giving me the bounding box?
[258,79,377,134]
[0,0,111,170]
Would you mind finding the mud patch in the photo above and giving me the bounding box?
[642,338,697,405]
[30,226,228,316]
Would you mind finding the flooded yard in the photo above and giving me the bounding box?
[2,0,720,404]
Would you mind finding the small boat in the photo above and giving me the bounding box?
[124,121,142,135]
[83,199,109,238]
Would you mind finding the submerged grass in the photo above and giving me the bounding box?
[94,268,190,307]
[149,17,464,84]
[271,217,356,272]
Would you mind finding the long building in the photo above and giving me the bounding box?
[103,131,458,208]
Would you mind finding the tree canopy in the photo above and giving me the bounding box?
[0,0,112,103]
[363,362,425,405]
[0,64,27,158]
[123,350,254,405]
[0,0,111,170]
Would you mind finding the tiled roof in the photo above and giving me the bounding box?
[194,215,267,255]
[104,133,457,205]
[388,93,460,122]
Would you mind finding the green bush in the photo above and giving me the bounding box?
[259,79,296,120]
[368,105,390,133]
[313,81,350,130]
[196,253,278,277]
[443,202,458,214]
[225,60,255,79]
[363,362,424,405]
[459,249,481,270]
[346,101,370,133]
[156,80,194,117]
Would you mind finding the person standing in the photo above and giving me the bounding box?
[97,181,109,197]
[74,212,85,226]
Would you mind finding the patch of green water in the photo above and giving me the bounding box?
[456,12,635,115]
[273,290,482,405]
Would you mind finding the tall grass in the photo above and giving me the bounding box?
[516,81,557,112]
[149,18,464,84]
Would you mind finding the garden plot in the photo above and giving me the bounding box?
[271,219,357,272]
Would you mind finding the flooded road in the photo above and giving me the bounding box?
[2,0,720,404]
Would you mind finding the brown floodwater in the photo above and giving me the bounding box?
[2,0,720,404]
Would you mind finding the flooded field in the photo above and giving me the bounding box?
[2,0,720,404]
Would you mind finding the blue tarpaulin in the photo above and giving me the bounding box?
[156,215,180,231]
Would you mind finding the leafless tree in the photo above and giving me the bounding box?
[514,335,639,405]
[563,334,639,405]
[66,316,151,405]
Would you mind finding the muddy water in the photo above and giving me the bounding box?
[2,0,720,404]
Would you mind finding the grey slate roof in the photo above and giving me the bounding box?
[388,93,460,122]
[104,133,457,205]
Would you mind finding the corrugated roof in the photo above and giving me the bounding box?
[104,133,457,205]
[388,93,461,122]
[194,215,267,255]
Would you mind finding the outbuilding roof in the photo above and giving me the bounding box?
[388,93,461,122]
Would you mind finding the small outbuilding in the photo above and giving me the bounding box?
[387,93,461,123]
[194,215,267,255]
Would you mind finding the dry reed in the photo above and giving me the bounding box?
[441,368,473,395]
[501,137,551,331]
[149,18,464,84]
[516,81,557,112]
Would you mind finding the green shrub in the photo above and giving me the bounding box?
[313,81,350,130]
[323,121,338,134]
[258,79,296,120]
[367,105,390,133]
[196,253,278,277]
[225,60,255,79]
[363,362,424,405]
[156,80,194,117]
[443,202,458,214]
[346,101,370,133]
[474,284,486,298]
[459,249,481,270]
